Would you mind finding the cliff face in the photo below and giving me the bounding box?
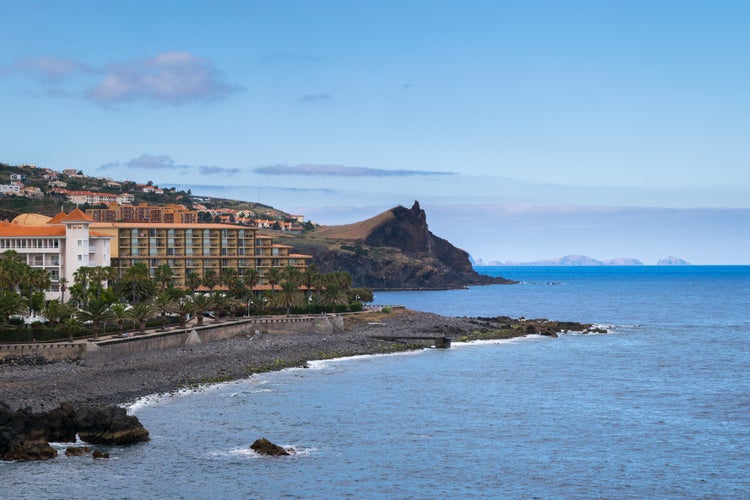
[292,201,515,289]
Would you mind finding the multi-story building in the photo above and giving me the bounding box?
[86,202,198,224]
[92,222,310,287]
[0,209,111,300]
[2,210,311,300]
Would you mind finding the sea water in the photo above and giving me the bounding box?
[3,266,749,498]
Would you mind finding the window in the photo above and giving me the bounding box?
[78,255,83,261]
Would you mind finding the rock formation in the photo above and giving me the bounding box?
[250,437,292,456]
[289,201,516,289]
[0,401,149,461]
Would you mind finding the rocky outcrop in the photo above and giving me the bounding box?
[292,201,516,289]
[250,438,292,456]
[0,401,149,461]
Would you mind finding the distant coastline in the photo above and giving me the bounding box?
[473,254,691,267]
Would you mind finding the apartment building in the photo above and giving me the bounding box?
[86,202,198,224]
[91,222,310,287]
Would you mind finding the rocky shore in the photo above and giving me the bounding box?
[0,309,596,412]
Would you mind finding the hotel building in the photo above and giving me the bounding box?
[1,210,311,300]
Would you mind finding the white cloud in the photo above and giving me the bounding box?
[1,52,238,105]
[88,51,238,104]
[255,164,456,177]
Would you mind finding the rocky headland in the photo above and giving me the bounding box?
[275,201,516,289]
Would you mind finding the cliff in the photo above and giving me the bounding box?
[285,201,515,289]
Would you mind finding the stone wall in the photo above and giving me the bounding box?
[84,315,344,364]
[0,315,345,366]
[0,342,86,364]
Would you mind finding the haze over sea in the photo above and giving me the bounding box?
[4,266,749,498]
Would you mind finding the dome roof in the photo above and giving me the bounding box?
[11,213,52,226]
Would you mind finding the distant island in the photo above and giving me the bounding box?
[474,254,691,266]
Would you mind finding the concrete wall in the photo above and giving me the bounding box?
[84,314,344,364]
[0,342,86,364]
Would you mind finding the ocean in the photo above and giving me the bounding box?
[3,266,749,499]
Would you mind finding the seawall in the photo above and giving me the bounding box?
[0,315,345,365]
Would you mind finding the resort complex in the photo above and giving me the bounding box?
[0,208,311,300]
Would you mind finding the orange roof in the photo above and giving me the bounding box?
[46,211,68,225]
[0,225,66,237]
[61,208,94,223]
[289,253,313,258]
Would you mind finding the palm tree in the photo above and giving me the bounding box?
[154,264,173,292]
[62,316,82,341]
[302,263,319,302]
[266,267,282,293]
[191,293,213,326]
[110,303,128,334]
[185,272,202,294]
[126,301,157,334]
[72,266,91,307]
[59,277,68,303]
[40,300,74,326]
[76,298,116,339]
[203,269,218,289]
[154,291,178,330]
[119,263,154,304]
[0,289,26,324]
[175,298,197,329]
[0,250,26,293]
[273,280,305,315]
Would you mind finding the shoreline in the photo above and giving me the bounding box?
[0,309,593,412]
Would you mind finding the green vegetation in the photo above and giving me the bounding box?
[0,252,372,343]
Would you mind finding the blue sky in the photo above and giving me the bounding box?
[2,1,748,264]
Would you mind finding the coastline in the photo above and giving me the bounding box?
[0,309,592,412]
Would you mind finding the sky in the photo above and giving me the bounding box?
[1,0,748,264]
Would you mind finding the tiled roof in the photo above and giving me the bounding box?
[46,211,68,225]
[60,208,94,222]
[0,224,66,237]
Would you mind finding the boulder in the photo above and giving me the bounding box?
[75,406,150,445]
[0,401,149,461]
[92,450,110,459]
[2,439,57,461]
[250,438,291,456]
[65,446,92,457]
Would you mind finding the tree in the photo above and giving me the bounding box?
[59,277,68,303]
[154,264,173,292]
[153,291,178,330]
[203,269,218,290]
[185,272,202,294]
[273,280,305,315]
[0,250,26,293]
[302,263,319,302]
[117,263,154,304]
[76,298,115,339]
[110,303,128,334]
[40,299,74,325]
[266,267,282,293]
[175,298,197,329]
[126,301,157,334]
[190,293,213,326]
[0,290,26,324]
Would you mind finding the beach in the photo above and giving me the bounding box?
[1,309,561,412]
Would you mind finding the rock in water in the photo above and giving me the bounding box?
[65,446,92,456]
[75,405,150,445]
[92,450,110,459]
[3,439,58,461]
[250,437,291,456]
